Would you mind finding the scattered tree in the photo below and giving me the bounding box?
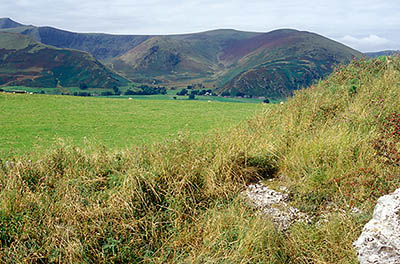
[177,89,188,96]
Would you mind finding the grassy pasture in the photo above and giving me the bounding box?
[0,93,264,156]
[1,85,275,103]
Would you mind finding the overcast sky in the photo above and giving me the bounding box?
[1,0,399,52]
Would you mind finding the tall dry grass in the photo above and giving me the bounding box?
[1,55,400,263]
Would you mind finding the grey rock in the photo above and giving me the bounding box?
[354,188,400,264]
[243,183,310,231]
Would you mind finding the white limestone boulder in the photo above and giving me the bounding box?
[354,188,400,264]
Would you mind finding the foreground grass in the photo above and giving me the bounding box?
[0,94,263,156]
[1,55,400,263]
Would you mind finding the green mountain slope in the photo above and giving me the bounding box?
[114,29,362,97]
[0,18,150,61]
[1,18,363,97]
[0,32,128,88]
[218,30,363,97]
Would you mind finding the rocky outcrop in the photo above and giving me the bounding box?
[243,183,310,230]
[354,188,400,264]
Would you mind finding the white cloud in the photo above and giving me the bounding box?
[1,0,400,51]
[338,35,397,52]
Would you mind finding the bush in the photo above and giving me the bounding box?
[124,89,135,95]
[177,89,188,96]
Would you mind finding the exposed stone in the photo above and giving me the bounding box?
[5,161,14,169]
[243,183,311,230]
[354,188,400,264]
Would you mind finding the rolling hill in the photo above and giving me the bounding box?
[217,29,363,97]
[0,18,149,61]
[113,29,362,97]
[1,18,363,97]
[111,30,259,82]
[365,50,399,58]
[0,31,129,88]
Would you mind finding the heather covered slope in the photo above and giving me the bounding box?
[114,29,362,97]
[0,32,129,88]
[111,30,256,81]
[1,56,399,262]
[218,30,363,97]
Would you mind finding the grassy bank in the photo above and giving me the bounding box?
[1,55,400,263]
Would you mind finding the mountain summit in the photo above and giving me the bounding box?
[0,18,25,29]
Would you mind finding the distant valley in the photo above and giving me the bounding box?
[0,18,364,98]
[365,50,399,58]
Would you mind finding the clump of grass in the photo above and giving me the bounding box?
[0,131,277,262]
[1,55,400,263]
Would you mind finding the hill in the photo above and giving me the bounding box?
[218,29,363,97]
[113,29,362,97]
[0,18,25,29]
[112,30,259,82]
[0,18,150,61]
[365,50,399,58]
[1,18,362,98]
[0,32,129,88]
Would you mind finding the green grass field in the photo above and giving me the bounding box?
[1,85,277,103]
[0,93,265,156]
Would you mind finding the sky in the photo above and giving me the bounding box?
[1,0,399,52]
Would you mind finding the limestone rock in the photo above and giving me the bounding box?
[243,183,310,230]
[354,188,400,264]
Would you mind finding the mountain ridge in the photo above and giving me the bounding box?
[0,18,26,29]
[0,31,129,88]
[0,18,363,97]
